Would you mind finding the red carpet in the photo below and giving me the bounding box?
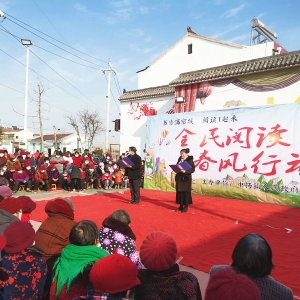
[31,189,300,296]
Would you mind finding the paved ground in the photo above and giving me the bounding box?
[25,188,209,297]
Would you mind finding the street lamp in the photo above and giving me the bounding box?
[21,39,32,150]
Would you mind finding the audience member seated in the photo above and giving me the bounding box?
[209,233,294,300]
[0,222,47,299]
[0,168,9,187]
[35,197,76,270]
[50,220,109,300]
[34,165,51,192]
[98,209,141,268]
[205,268,261,300]
[62,170,70,191]
[6,154,21,173]
[0,197,22,234]
[47,162,63,190]
[74,254,140,299]
[85,163,99,189]
[0,149,7,166]
[17,195,37,222]
[135,231,202,300]
[24,161,36,187]
[101,170,113,190]
[13,165,32,193]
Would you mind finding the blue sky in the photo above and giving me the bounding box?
[0,0,299,147]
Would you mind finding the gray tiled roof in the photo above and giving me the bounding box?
[119,50,300,102]
[169,50,300,86]
[119,85,174,102]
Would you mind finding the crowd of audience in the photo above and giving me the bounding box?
[0,167,295,299]
[0,148,144,194]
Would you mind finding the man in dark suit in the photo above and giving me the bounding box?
[126,146,142,204]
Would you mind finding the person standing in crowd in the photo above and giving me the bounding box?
[209,233,294,300]
[174,148,195,213]
[126,146,142,204]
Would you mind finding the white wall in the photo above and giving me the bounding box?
[138,35,276,89]
[120,95,174,155]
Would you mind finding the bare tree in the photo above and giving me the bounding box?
[65,108,104,150]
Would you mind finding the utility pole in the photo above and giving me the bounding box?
[38,84,44,152]
[102,61,116,152]
[53,126,57,149]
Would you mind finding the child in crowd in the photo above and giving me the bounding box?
[101,170,113,190]
[69,165,83,192]
[62,170,70,191]
[17,195,36,222]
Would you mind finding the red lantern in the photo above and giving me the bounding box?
[197,82,213,104]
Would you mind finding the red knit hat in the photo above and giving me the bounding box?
[3,221,35,253]
[45,198,74,219]
[0,197,23,214]
[89,254,140,294]
[205,268,261,300]
[15,166,22,171]
[0,149,4,153]
[89,163,95,168]
[17,196,36,214]
[20,151,27,156]
[24,162,30,168]
[140,231,177,271]
[39,166,46,171]
[0,235,6,250]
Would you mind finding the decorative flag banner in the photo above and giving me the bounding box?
[145,103,300,207]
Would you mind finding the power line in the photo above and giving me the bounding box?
[32,0,67,44]
[30,49,101,109]
[0,46,96,105]
[4,15,107,68]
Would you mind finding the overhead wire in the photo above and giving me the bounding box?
[6,17,103,68]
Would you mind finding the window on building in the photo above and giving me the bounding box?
[188,44,192,54]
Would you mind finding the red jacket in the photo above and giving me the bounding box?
[13,171,29,183]
[34,171,48,182]
[72,156,83,168]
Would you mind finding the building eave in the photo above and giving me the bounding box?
[119,85,175,102]
[169,50,300,86]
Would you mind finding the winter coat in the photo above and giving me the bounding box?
[24,167,36,181]
[35,202,75,270]
[210,265,293,300]
[0,157,7,166]
[70,166,82,179]
[13,171,29,183]
[101,173,112,181]
[175,155,195,192]
[6,158,21,172]
[85,169,99,180]
[34,171,48,182]
[0,176,8,186]
[126,153,142,180]
[136,264,202,300]
[98,216,141,268]
[0,209,19,234]
[72,156,83,168]
[47,168,61,180]
[0,248,47,300]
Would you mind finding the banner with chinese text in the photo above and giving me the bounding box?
[144,103,300,207]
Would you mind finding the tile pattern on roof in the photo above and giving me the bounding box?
[119,85,174,102]
[169,50,300,86]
